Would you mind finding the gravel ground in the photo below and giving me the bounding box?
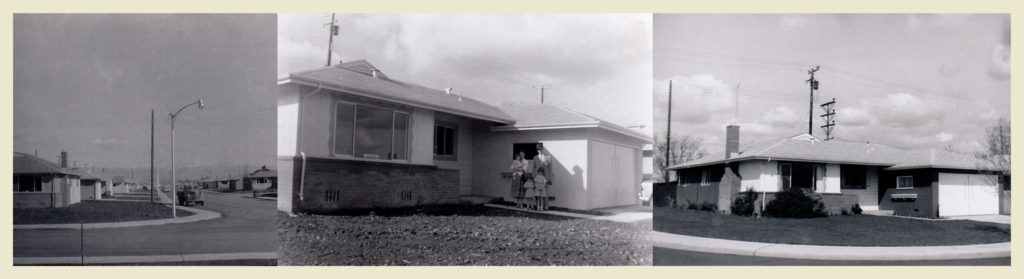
[278,205,651,266]
[13,200,194,224]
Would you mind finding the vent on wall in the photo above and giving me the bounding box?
[325,190,341,202]
[400,191,413,201]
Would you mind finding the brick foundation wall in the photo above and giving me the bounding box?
[288,157,460,214]
[15,193,55,208]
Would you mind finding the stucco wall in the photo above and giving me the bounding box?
[473,128,590,209]
[433,113,479,196]
[738,160,780,192]
[277,157,294,212]
[842,166,881,210]
[820,163,841,193]
[278,83,300,157]
[879,169,938,218]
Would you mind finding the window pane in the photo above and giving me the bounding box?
[434,126,443,155]
[780,164,792,190]
[444,127,455,155]
[354,105,394,159]
[334,103,355,155]
[393,113,408,160]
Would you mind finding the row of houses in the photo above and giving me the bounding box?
[197,166,278,192]
[277,60,652,213]
[14,151,278,208]
[13,151,144,208]
[668,125,1010,218]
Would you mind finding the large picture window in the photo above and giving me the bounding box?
[334,102,408,160]
[14,175,43,192]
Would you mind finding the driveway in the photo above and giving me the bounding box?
[946,215,1011,225]
[13,191,276,258]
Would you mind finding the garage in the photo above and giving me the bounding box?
[589,140,640,209]
[938,173,1000,217]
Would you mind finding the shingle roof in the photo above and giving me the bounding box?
[493,104,651,142]
[670,134,995,172]
[246,167,276,178]
[13,152,79,175]
[287,60,514,124]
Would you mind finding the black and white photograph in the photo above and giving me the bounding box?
[276,14,654,265]
[12,14,278,265]
[651,14,1011,265]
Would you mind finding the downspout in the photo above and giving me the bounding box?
[296,83,324,201]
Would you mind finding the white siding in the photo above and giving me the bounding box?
[821,163,842,194]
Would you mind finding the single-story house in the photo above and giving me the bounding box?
[218,176,241,191]
[277,60,650,213]
[198,177,218,189]
[243,166,277,191]
[13,152,82,208]
[668,125,1007,218]
[77,171,106,201]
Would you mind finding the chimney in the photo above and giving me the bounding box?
[726,125,740,159]
[60,150,68,168]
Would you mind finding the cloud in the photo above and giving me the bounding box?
[781,15,808,27]
[989,44,1010,80]
[762,106,799,125]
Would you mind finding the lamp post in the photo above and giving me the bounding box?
[170,99,204,218]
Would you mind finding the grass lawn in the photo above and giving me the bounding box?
[14,200,195,225]
[278,205,651,265]
[654,206,1009,246]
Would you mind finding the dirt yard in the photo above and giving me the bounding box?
[278,205,651,265]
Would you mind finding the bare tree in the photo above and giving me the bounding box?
[976,117,1010,175]
[654,135,706,183]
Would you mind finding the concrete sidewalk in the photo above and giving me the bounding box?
[13,205,221,230]
[14,252,277,265]
[652,231,1010,261]
[484,203,652,223]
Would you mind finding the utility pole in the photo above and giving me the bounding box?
[150,109,155,203]
[819,98,836,141]
[806,65,821,136]
[534,84,551,104]
[325,13,339,67]
[665,80,673,184]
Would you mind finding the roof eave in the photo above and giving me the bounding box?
[286,77,515,124]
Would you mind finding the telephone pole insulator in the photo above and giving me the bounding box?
[819,97,836,141]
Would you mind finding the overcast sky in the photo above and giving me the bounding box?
[14,14,276,170]
[279,14,653,136]
[654,14,1010,155]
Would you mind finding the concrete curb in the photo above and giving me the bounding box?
[483,203,652,223]
[13,205,221,230]
[652,231,1011,261]
[13,252,277,265]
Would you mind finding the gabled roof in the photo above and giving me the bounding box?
[670,134,995,172]
[246,166,277,178]
[492,104,651,142]
[286,60,514,124]
[13,152,79,176]
[888,149,995,171]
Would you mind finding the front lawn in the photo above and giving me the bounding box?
[654,207,1009,246]
[14,200,195,224]
[278,205,651,265]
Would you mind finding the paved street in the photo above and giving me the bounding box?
[653,247,1010,266]
[14,191,276,258]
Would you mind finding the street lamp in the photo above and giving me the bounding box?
[170,99,204,218]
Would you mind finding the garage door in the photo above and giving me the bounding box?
[938,173,999,217]
[590,141,639,209]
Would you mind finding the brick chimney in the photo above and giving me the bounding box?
[726,125,740,159]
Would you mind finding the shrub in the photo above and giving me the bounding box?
[699,201,717,212]
[763,188,827,218]
[686,202,698,210]
[851,204,863,215]
[731,189,758,216]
